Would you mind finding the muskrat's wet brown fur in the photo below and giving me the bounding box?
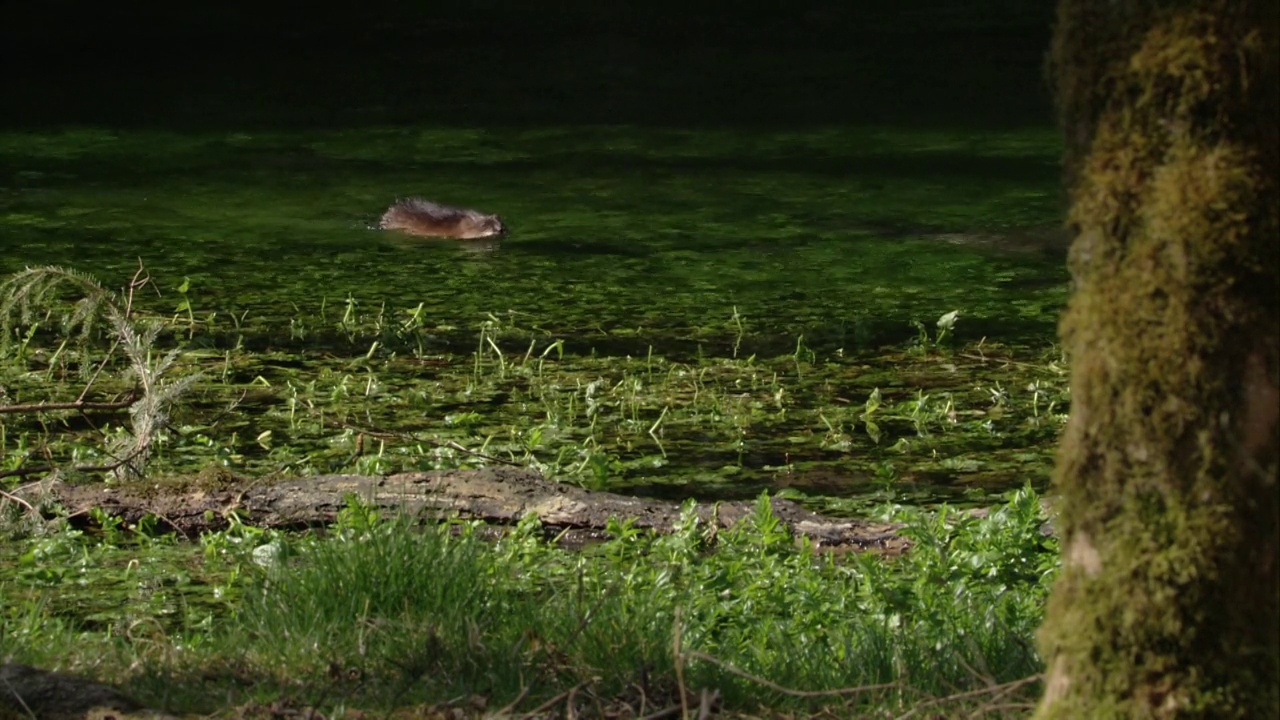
[379,198,507,239]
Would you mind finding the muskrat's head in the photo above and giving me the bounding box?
[474,214,508,238]
[455,211,506,239]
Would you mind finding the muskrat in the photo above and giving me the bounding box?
[378,198,507,239]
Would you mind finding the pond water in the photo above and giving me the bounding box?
[0,10,1069,511]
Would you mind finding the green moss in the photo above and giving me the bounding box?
[1038,1,1279,717]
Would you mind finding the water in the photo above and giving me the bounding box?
[0,125,1065,342]
[0,7,1069,506]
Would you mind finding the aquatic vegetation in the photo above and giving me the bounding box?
[0,267,1068,509]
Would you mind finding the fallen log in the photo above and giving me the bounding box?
[27,467,909,553]
[0,663,162,720]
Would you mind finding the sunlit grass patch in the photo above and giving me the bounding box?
[0,486,1054,716]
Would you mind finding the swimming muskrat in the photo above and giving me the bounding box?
[378,198,507,239]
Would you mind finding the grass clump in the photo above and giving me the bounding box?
[1,486,1055,717]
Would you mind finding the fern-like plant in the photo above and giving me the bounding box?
[0,265,201,480]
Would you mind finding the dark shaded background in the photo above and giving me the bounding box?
[3,1,1057,131]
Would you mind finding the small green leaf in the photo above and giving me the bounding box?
[865,420,882,444]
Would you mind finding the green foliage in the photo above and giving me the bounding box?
[1,268,1069,506]
[0,266,203,480]
[0,487,1056,714]
[0,265,120,355]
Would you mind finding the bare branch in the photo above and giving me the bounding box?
[0,396,137,415]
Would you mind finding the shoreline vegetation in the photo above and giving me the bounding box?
[0,265,1061,717]
[0,265,1068,506]
[1,484,1056,718]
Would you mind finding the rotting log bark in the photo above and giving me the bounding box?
[0,663,157,720]
[30,467,910,553]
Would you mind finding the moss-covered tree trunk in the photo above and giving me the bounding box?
[1036,1,1278,717]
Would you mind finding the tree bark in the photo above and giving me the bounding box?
[1037,1,1278,717]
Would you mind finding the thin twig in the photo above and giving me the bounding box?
[444,439,525,467]
[892,674,1042,720]
[514,682,587,720]
[630,681,650,716]
[673,608,689,720]
[695,688,718,719]
[140,508,194,540]
[0,444,149,481]
[685,650,903,699]
[0,397,136,414]
[490,684,533,718]
[957,353,1057,371]
[203,389,248,428]
[339,420,524,467]
[74,337,123,404]
[566,683,579,720]
[967,673,1039,719]
[969,701,1038,717]
[0,488,36,513]
[636,705,683,720]
[0,466,53,481]
[74,260,149,405]
[0,671,38,720]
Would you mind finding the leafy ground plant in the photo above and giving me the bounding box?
[0,485,1055,717]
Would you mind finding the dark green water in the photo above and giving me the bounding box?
[1,124,1064,351]
[1,7,1069,505]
